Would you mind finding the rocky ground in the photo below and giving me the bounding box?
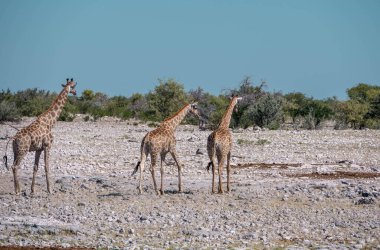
[0,118,379,249]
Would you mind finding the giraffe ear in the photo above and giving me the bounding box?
[61,84,66,87]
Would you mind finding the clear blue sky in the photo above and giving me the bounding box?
[0,0,379,100]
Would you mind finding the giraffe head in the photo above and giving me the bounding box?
[189,102,200,118]
[61,78,77,96]
[230,95,243,112]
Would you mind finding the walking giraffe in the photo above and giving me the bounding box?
[132,103,200,195]
[207,96,242,194]
[3,78,77,195]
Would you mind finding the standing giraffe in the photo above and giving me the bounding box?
[3,78,77,195]
[207,96,242,194]
[132,103,200,195]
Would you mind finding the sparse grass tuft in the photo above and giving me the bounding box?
[237,138,270,145]
[256,139,271,145]
[237,139,254,145]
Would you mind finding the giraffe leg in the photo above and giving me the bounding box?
[218,156,226,194]
[150,153,159,195]
[12,165,20,195]
[31,150,42,195]
[211,155,217,194]
[138,153,147,195]
[159,153,166,195]
[170,150,183,193]
[12,161,21,195]
[12,151,26,195]
[44,147,51,194]
[226,151,231,193]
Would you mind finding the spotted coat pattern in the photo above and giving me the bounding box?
[7,79,77,195]
[207,96,242,194]
[133,103,199,195]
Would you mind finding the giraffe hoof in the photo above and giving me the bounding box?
[159,190,164,195]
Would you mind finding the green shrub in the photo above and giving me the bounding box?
[237,138,254,145]
[240,93,284,129]
[256,139,271,145]
[0,100,20,121]
[145,79,188,121]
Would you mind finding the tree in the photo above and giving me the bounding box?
[240,93,284,129]
[345,83,380,129]
[347,83,380,103]
[303,99,334,129]
[336,100,370,129]
[81,89,95,101]
[0,100,20,122]
[144,79,188,121]
[283,92,309,122]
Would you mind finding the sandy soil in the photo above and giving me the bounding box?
[0,119,379,249]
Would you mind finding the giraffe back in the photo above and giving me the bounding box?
[207,127,232,160]
[143,127,175,155]
[14,119,53,152]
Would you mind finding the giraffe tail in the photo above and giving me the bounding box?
[3,155,8,171]
[206,161,213,173]
[3,138,12,171]
[131,161,141,176]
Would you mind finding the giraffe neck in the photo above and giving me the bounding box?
[160,104,191,132]
[218,99,236,129]
[39,87,70,127]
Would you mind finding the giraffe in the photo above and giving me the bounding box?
[206,96,242,194]
[3,78,77,195]
[132,103,200,195]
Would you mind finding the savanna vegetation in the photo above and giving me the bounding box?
[0,78,379,130]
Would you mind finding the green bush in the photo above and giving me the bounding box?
[364,119,380,129]
[237,138,254,145]
[240,93,284,129]
[0,100,20,121]
[335,100,370,129]
[144,79,188,121]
